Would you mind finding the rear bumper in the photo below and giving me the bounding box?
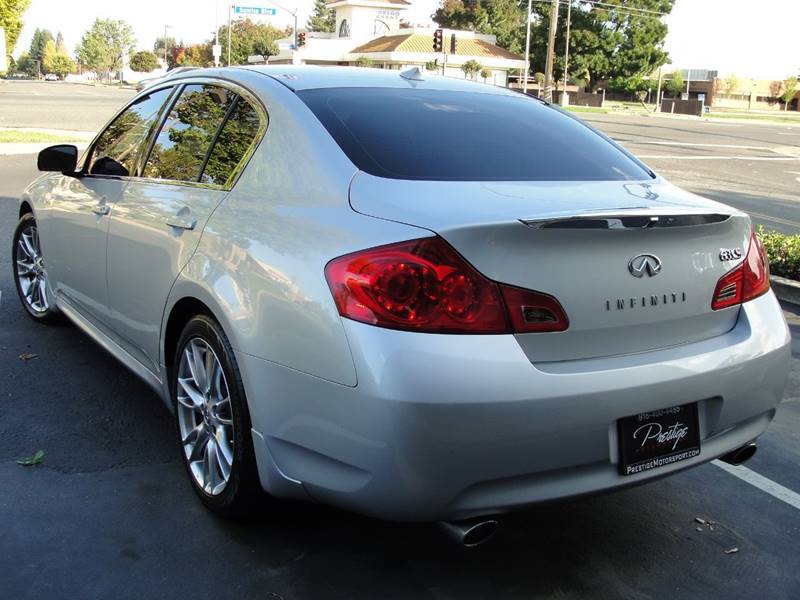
[237,291,790,522]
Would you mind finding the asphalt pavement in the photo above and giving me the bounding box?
[1,82,800,599]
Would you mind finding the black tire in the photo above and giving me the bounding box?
[172,314,262,517]
[11,213,63,324]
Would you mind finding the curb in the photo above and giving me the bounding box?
[771,275,800,306]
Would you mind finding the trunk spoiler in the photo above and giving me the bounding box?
[521,207,740,230]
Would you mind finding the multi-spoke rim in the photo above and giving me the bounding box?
[15,223,50,314]
[177,338,235,496]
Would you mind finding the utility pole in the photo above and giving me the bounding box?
[543,0,559,102]
[228,5,233,67]
[163,25,171,69]
[522,0,532,94]
[562,0,571,92]
[654,66,663,112]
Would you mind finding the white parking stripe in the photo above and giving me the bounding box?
[637,155,800,161]
[629,141,775,150]
[712,460,800,511]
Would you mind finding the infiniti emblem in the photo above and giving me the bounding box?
[628,254,662,278]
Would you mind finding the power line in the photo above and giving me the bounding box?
[527,0,668,20]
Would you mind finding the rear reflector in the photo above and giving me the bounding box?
[711,231,770,310]
[325,237,568,334]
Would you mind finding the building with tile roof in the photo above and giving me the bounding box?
[257,0,525,87]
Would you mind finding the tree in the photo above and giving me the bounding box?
[461,59,482,79]
[354,56,373,68]
[782,76,798,111]
[76,18,135,80]
[665,69,684,97]
[55,31,67,54]
[307,0,335,33]
[42,38,74,77]
[435,0,675,91]
[129,50,160,73]
[13,50,38,76]
[217,18,283,66]
[178,44,213,67]
[0,0,31,62]
[723,73,739,95]
[425,60,438,71]
[29,28,53,62]
[480,67,492,81]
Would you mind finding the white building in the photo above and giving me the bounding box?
[262,0,525,87]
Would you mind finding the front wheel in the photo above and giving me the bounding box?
[12,213,62,324]
[172,314,262,516]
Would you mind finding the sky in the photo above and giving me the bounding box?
[12,0,800,80]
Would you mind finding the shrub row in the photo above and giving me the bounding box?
[758,226,800,280]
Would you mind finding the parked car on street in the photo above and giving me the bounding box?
[13,66,790,546]
[43,73,58,81]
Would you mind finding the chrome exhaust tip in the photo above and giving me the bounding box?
[720,442,757,466]
[438,518,499,548]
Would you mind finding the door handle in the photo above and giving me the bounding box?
[165,215,197,231]
[92,204,110,216]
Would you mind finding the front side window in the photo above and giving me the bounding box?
[88,87,173,177]
[143,85,236,182]
[200,97,262,186]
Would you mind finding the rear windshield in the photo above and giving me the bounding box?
[297,87,652,182]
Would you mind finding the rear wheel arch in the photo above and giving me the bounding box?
[163,297,219,375]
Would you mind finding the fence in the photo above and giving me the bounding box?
[660,98,703,116]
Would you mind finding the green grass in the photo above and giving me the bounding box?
[564,105,609,114]
[0,129,82,143]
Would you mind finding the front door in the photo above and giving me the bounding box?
[43,86,175,324]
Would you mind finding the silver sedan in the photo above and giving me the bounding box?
[13,66,790,546]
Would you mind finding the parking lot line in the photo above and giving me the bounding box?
[636,155,800,161]
[712,460,800,511]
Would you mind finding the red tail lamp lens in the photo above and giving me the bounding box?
[711,232,770,310]
[325,237,569,334]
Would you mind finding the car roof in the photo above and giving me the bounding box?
[232,65,520,96]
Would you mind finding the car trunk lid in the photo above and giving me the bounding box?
[349,174,750,362]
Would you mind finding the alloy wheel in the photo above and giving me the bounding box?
[176,338,235,496]
[15,223,50,314]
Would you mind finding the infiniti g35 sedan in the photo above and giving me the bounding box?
[13,66,790,540]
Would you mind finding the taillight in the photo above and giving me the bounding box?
[711,231,770,310]
[325,237,568,334]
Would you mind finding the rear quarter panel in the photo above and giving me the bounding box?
[164,71,431,388]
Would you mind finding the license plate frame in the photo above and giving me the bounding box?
[618,402,701,476]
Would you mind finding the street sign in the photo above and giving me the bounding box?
[234,6,277,15]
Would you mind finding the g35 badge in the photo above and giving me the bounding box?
[719,248,743,261]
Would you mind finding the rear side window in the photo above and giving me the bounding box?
[88,87,173,177]
[298,88,652,182]
[143,85,236,182]
[200,96,262,186]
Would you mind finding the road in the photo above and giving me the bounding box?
[0,80,134,131]
[582,112,800,234]
[1,82,800,599]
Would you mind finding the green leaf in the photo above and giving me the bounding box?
[17,449,45,467]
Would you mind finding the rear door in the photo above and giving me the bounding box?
[105,82,264,374]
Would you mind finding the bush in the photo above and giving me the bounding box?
[757,226,800,280]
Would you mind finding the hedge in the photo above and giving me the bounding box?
[757,226,800,281]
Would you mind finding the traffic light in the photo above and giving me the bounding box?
[297,32,306,47]
[450,33,457,54]
[433,29,443,53]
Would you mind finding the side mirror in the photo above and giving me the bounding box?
[37,144,79,175]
